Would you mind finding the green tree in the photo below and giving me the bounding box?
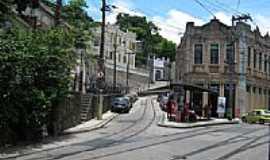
[62,0,94,30]
[116,13,176,66]
[0,28,76,145]
[152,34,176,60]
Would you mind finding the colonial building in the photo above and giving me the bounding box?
[176,18,270,117]
[91,25,137,70]
[89,24,152,91]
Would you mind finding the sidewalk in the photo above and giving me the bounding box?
[63,111,118,135]
[158,112,240,128]
[0,111,118,159]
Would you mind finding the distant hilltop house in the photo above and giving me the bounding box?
[150,56,171,82]
[176,18,270,117]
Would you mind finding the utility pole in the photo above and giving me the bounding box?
[227,14,252,120]
[30,0,39,30]
[97,0,106,85]
[168,63,171,86]
[96,0,106,120]
[123,38,129,93]
[269,124,270,160]
[124,36,134,94]
[113,31,118,91]
[55,0,62,26]
[126,52,130,94]
[269,122,270,160]
[147,54,151,89]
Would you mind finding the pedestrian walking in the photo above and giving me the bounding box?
[207,104,212,120]
[166,95,175,121]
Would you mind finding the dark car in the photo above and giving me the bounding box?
[157,92,169,102]
[126,93,138,104]
[111,97,131,113]
[123,96,133,108]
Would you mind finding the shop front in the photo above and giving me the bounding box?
[170,83,219,122]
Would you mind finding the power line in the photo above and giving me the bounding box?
[131,8,185,30]
[203,0,232,14]
[213,0,244,15]
[236,0,240,11]
[193,0,215,17]
[131,7,185,31]
[110,8,184,31]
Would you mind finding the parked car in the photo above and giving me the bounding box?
[126,93,138,104]
[157,92,169,102]
[111,97,131,113]
[123,96,133,108]
[241,109,270,124]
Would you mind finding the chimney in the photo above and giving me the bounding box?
[186,22,194,33]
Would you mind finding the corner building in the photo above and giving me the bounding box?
[176,18,270,117]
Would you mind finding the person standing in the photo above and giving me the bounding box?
[166,95,175,121]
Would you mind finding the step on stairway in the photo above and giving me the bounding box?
[80,94,93,122]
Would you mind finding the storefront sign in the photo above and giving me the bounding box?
[217,97,226,115]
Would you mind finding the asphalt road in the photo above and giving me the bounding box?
[2,96,270,160]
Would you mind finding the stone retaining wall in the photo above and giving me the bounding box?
[51,93,114,135]
[105,68,150,92]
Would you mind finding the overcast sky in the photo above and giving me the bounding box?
[83,0,270,44]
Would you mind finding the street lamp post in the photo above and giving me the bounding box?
[227,15,252,120]
[55,0,62,26]
[126,52,130,94]
[126,52,135,94]
[75,36,86,93]
[147,54,153,89]
[113,31,118,92]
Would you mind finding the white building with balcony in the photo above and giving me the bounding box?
[90,24,137,70]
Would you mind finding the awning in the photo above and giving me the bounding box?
[170,82,219,95]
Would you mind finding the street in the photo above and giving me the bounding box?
[1,1,270,159]
[3,96,270,160]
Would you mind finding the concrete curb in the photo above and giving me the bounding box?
[62,113,118,135]
[158,112,240,129]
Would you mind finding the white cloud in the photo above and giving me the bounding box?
[151,10,270,44]
[107,0,144,24]
[213,12,232,25]
[100,0,270,44]
[212,12,270,35]
[252,14,270,35]
[152,9,204,44]
[87,4,99,14]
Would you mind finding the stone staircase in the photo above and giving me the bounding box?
[80,94,93,122]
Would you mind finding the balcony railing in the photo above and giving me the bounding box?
[209,65,219,73]
[192,64,206,73]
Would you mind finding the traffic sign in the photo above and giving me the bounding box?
[97,72,104,78]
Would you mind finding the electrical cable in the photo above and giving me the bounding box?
[213,0,244,15]
[203,0,232,14]
[192,0,215,17]
[110,6,185,31]
[236,0,240,11]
